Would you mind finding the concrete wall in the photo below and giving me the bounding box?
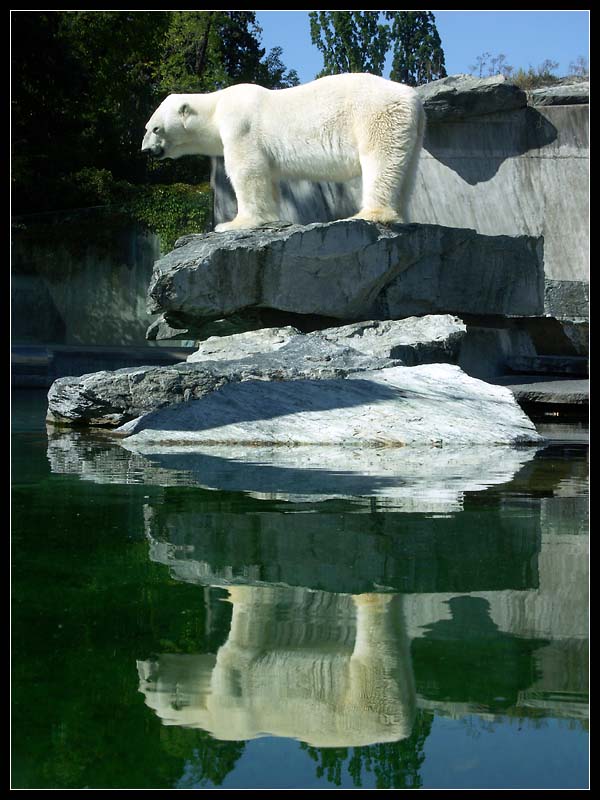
[11,215,161,346]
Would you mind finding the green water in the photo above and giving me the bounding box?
[11,390,589,790]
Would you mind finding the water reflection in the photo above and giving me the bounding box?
[138,589,415,747]
[44,429,589,785]
[135,514,587,747]
[48,429,542,511]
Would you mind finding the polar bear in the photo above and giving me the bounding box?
[142,73,425,232]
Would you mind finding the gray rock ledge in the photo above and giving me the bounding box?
[46,315,466,428]
[415,73,527,121]
[147,219,544,328]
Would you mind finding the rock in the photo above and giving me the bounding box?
[186,315,466,364]
[544,280,589,321]
[527,81,589,107]
[315,316,467,363]
[145,314,192,341]
[494,376,589,406]
[46,315,466,427]
[118,363,542,447]
[187,326,299,362]
[147,219,544,327]
[370,229,544,318]
[415,73,527,121]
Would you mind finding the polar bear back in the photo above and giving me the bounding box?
[212,73,421,182]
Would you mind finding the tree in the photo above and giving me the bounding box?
[385,11,447,86]
[469,51,514,79]
[309,11,389,77]
[11,11,299,214]
[309,10,446,86]
[158,11,299,94]
[257,46,300,88]
[568,55,588,78]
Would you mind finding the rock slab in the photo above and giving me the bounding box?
[119,363,542,447]
[46,316,466,427]
[415,73,527,121]
[147,219,544,329]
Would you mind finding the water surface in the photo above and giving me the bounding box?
[11,390,589,789]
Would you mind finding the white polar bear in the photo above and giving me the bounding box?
[142,73,425,232]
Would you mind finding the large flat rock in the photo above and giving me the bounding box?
[46,316,466,427]
[147,220,544,329]
[495,376,589,406]
[118,363,542,447]
[415,73,527,121]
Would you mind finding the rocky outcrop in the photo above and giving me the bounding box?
[119,363,541,447]
[415,73,527,121]
[147,219,544,330]
[187,315,467,364]
[46,315,466,427]
[527,80,589,107]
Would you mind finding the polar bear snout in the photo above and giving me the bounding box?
[141,129,166,159]
[141,143,165,158]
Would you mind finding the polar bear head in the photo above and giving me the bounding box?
[141,95,201,160]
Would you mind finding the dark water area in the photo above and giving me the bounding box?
[11,390,589,790]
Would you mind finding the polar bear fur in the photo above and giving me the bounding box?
[142,73,425,232]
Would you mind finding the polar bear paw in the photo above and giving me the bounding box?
[350,207,403,225]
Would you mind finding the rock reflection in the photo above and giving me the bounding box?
[47,428,542,512]
[138,587,416,747]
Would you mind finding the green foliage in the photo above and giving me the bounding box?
[11,11,298,218]
[157,10,299,94]
[385,11,447,86]
[309,10,446,85]
[309,11,389,76]
[510,67,560,90]
[127,182,212,251]
[13,169,212,255]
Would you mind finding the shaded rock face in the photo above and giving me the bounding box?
[147,220,544,331]
[46,315,466,428]
[527,81,589,107]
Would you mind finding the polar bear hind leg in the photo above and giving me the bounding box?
[351,100,425,225]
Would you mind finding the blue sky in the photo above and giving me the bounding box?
[254,10,589,83]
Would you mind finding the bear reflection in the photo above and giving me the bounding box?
[137,586,415,747]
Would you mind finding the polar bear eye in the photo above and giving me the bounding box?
[152,126,161,134]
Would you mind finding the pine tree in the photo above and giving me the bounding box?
[385,11,447,86]
[309,11,389,77]
[309,10,447,86]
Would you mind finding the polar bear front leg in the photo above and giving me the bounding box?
[215,144,280,232]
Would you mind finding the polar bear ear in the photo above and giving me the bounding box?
[178,103,193,128]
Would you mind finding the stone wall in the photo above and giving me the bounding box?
[11,213,161,346]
